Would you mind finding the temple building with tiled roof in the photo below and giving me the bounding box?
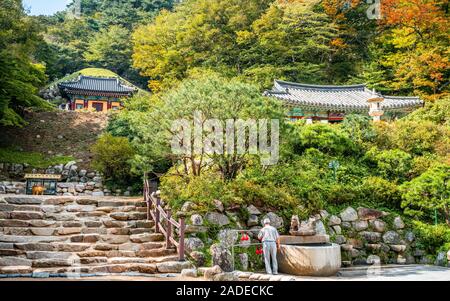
[58,76,136,112]
[265,80,424,122]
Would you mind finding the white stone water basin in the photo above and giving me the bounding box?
[277,243,341,277]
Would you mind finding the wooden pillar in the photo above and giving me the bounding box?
[155,194,160,233]
[166,210,172,249]
[178,217,185,261]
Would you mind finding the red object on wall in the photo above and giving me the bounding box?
[241,233,249,241]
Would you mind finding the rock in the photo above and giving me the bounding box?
[210,243,233,272]
[405,231,415,243]
[26,251,72,260]
[184,237,204,253]
[435,252,447,266]
[247,215,259,227]
[341,221,351,229]
[390,245,407,252]
[0,266,33,274]
[190,251,206,267]
[184,225,208,234]
[203,265,222,280]
[397,255,407,264]
[360,231,382,243]
[156,261,193,273]
[130,233,163,243]
[357,207,386,220]
[319,210,329,219]
[261,212,283,229]
[217,229,238,248]
[181,202,196,212]
[110,212,129,221]
[314,220,326,235]
[32,259,72,268]
[4,197,41,205]
[347,238,364,249]
[0,257,32,266]
[352,220,368,231]
[64,161,77,170]
[328,215,341,226]
[92,191,104,197]
[190,214,203,226]
[213,272,238,281]
[205,212,230,227]
[366,244,381,251]
[181,268,198,278]
[406,255,416,264]
[367,255,381,265]
[369,220,386,232]
[246,205,261,215]
[334,235,346,244]
[239,253,249,271]
[393,216,405,229]
[340,207,358,222]
[383,231,401,244]
[213,199,224,212]
[332,225,342,235]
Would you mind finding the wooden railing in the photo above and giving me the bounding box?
[143,178,186,261]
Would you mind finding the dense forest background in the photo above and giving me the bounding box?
[1,0,449,127]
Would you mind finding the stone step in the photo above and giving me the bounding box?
[0,235,67,244]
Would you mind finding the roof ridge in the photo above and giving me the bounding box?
[383,95,421,99]
[275,80,367,90]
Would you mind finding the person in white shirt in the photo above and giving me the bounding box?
[258,218,281,275]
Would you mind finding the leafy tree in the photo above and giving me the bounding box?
[123,74,286,179]
[401,165,450,225]
[0,0,52,126]
[91,133,136,187]
[365,148,412,181]
[293,123,356,156]
[85,25,132,75]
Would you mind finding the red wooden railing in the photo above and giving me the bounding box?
[144,178,186,261]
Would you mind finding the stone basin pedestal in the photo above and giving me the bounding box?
[277,235,341,277]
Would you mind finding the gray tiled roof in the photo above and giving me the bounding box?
[58,76,136,94]
[265,80,423,112]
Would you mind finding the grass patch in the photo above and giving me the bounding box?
[0,147,74,168]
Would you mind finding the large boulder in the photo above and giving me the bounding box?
[261,212,283,229]
[218,229,238,248]
[340,207,358,222]
[190,214,203,226]
[205,212,230,227]
[190,251,206,266]
[383,231,401,244]
[184,237,204,253]
[328,215,341,226]
[246,205,261,215]
[247,215,259,227]
[213,199,224,212]
[357,207,386,220]
[210,243,233,272]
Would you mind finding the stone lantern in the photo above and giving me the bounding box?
[367,90,384,122]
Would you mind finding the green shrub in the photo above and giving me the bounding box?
[412,221,450,255]
[91,133,136,188]
[360,177,402,209]
[294,123,357,156]
[365,147,412,181]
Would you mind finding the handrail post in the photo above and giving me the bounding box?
[155,193,161,233]
[166,210,172,249]
[178,217,185,261]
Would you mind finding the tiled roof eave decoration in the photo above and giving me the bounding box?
[266,80,423,112]
[62,88,132,98]
[58,75,136,96]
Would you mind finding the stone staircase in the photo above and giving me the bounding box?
[0,195,192,276]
